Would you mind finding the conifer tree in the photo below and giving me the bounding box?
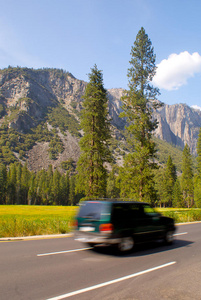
[0,163,7,204]
[16,163,22,204]
[76,65,112,198]
[181,144,194,208]
[106,166,120,199]
[7,163,17,204]
[69,175,76,205]
[197,127,201,175]
[46,165,54,204]
[52,169,61,205]
[172,178,183,207]
[65,172,70,204]
[194,128,201,207]
[21,163,30,204]
[163,156,177,207]
[153,167,165,207]
[60,174,69,205]
[120,27,161,203]
[28,174,36,205]
[36,169,47,204]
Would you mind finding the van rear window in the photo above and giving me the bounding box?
[77,202,105,220]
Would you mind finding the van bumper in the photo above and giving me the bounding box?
[74,231,120,245]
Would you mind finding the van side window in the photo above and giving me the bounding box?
[112,203,143,220]
[112,204,128,221]
[128,204,142,218]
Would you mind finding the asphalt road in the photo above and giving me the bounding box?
[0,223,201,300]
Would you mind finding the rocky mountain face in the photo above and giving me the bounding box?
[107,88,201,155]
[0,67,200,171]
[154,104,201,155]
[0,68,86,130]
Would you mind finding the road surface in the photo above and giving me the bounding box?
[0,223,201,300]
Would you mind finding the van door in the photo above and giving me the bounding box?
[139,204,163,240]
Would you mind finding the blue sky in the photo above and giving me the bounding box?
[0,0,201,109]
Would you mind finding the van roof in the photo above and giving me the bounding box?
[81,199,149,205]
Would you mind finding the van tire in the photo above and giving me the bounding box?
[117,236,134,253]
[87,243,95,248]
[164,230,174,245]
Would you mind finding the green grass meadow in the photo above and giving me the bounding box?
[0,205,78,238]
[156,208,201,224]
[0,205,201,238]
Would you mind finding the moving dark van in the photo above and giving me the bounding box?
[74,200,176,253]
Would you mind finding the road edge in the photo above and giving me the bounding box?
[0,233,73,241]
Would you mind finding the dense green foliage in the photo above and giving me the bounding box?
[47,105,80,136]
[119,27,161,203]
[154,156,177,207]
[76,65,112,197]
[0,162,80,206]
[153,137,185,172]
[0,140,200,209]
[0,123,59,163]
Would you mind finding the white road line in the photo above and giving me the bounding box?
[174,232,188,236]
[46,261,176,300]
[37,247,92,257]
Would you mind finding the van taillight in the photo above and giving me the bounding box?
[99,223,113,233]
[71,220,78,229]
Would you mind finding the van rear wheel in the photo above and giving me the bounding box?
[117,237,134,253]
[87,243,95,248]
[164,230,174,244]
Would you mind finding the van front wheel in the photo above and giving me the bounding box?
[117,237,134,253]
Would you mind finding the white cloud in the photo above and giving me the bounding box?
[191,105,201,111]
[153,51,201,90]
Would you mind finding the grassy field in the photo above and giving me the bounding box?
[0,205,201,238]
[157,208,201,224]
[0,205,78,238]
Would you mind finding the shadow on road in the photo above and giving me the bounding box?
[88,239,193,257]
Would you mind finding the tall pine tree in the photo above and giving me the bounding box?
[120,27,161,203]
[163,156,177,207]
[172,178,183,208]
[181,144,194,208]
[194,128,201,207]
[0,163,7,204]
[76,65,112,198]
[7,163,17,204]
[196,127,201,174]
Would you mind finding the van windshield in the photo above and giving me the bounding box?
[78,202,105,220]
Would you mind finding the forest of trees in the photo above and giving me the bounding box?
[0,162,80,206]
[0,138,200,207]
